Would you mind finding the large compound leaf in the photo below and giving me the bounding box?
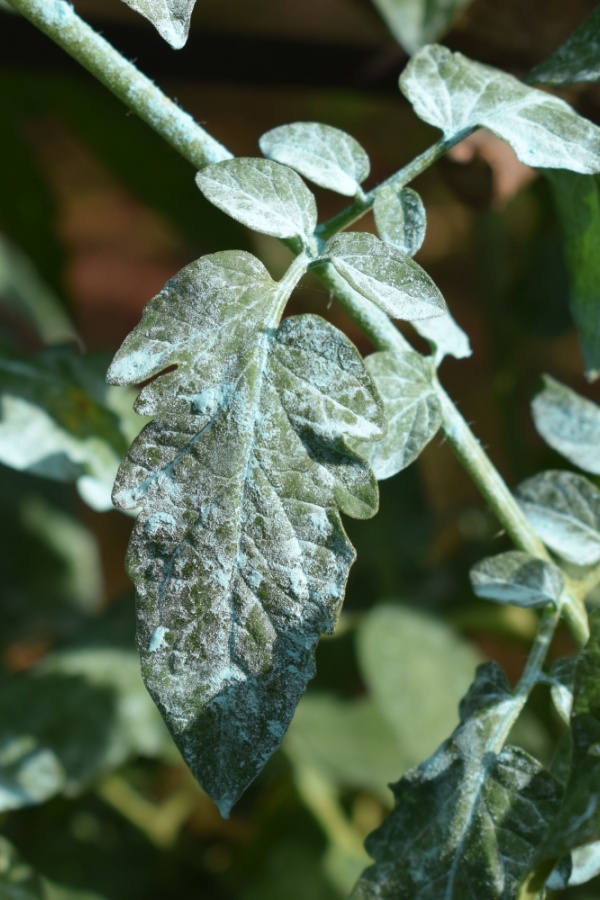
[350,347,442,479]
[470,551,564,609]
[400,45,600,174]
[118,0,196,49]
[107,250,384,816]
[326,232,446,320]
[516,470,600,566]
[352,662,562,898]
[546,171,600,380]
[259,123,370,198]
[370,0,473,54]
[196,159,317,240]
[528,6,600,87]
[0,346,139,511]
[532,376,600,474]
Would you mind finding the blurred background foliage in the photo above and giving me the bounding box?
[1,0,600,896]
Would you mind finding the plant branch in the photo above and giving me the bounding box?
[4,0,232,170]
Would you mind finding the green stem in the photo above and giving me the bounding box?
[4,0,232,169]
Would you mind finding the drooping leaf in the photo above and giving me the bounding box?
[326,232,446,320]
[352,662,562,898]
[107,250,385,816]
[516,470,600,566]
[356,604,481,768]
[349,348,442,479]
[369,0,473,54]
[259,123,370,197]
[528,6,600,86]
[470,550,564,609]
[411,308,472,365]
[196,159,317,240]
[373,186,426,256]
[0,602,170,812]
[532,376,600,473]
[0,346,141,511]
[400,45,600,174]
[117,0,196,49]
[546,171,600,380]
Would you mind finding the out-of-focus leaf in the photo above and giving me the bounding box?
[259,123,370,197]
[108,250,384,817]
[528,6,600,86]
[196,159,317,240]
[400,45,600,173]
[369,0,472,54]
[373,186,426,256]
[326,232,446,320]
[357,604,480,767]
[0,345,141,511]
[546,172,600,380]
[352,661,562,898]
[349,348,442,479]
[117,0,196,49]
[548,841,600,889]
[0,836,106,899]
[411,309,471,365]
[0,603,172,812]
[285,693,409,800]
[516,470,600,566]
[470,550,564,608]
[532,376,600,473]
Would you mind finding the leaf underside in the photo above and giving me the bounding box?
[470,550,564,609]
[532,376,600,473]
[107,251,384,815]
[118,0,196,49]
[370,0,472,55]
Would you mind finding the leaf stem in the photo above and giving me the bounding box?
[3,0,232,170]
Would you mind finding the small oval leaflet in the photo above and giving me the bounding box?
[259,122,370,197]
[326,231,446,321]
[196,158,317,241]
[118,0,196,49]
[516,470,600,566]
[532,375,600,476]
[373,186,426,256]
[470,550,564,609]
[369,0,472,54]
[411,307,471,365]
[400,44,600,174]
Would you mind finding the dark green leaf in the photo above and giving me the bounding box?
[259,123,370,197]
[349,348,442,479]
[196,159,317,240]
[352,662,562,898]
[470,550,564,608]
[528,6,600,86]
[400,45,600,173]
[107,251,384,816]
[546,172,600,380]
[370,0,473,54]
[118,0,196,48]
[356,604,480,767]
[326,232,446,320]
[516,471,600,566]
[373,186,426,256]
[532,376,600,473]
[0,836,106,899]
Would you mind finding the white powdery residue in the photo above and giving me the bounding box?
[148,625,170,652]
[308,509,329,537]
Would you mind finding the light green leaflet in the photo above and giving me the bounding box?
[107,251,384,816]
[196,158,317,241]
[118,0,196,49]
[470,550,564,609]
[400,45,600,174]
[532,376,600,475]
[528,6,600,86]
[373,186,426,257]
[259,122,370,198]
[350,347,442,479]
[0,346,138,511]
[326,232,446,320]
[516,470,600,567]
[352,662,562,898]
[370,0,473,54]
[546,171,600,380]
